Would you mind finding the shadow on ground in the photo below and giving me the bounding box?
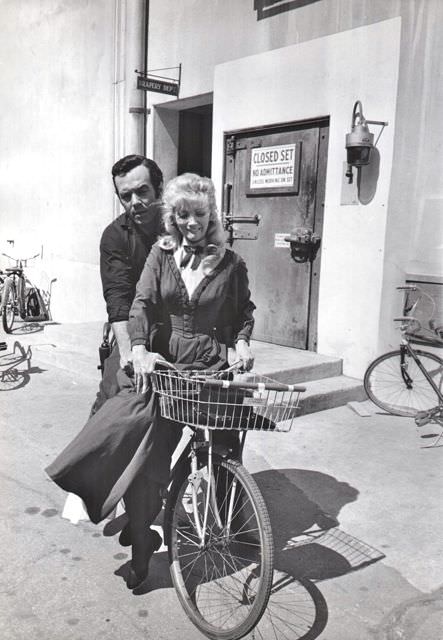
[0,341,47,390]
[108,467,384,639]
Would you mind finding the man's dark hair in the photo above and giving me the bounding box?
[112,155,163,198]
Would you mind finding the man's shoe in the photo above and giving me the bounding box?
[126,529,162,590]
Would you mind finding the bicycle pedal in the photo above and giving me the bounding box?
[415,412,432,427]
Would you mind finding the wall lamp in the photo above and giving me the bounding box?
[345,100,388,183]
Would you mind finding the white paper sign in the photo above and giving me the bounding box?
[250,144,297,189]
[274,233,289,248]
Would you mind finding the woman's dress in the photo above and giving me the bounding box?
[45,244,255,524]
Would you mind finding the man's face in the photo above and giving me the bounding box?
[114,164,157,225]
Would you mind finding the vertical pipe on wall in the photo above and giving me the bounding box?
[124,0,145,154]
[113,0,126,219]
[143,0,150,156]
[112,0,146,219]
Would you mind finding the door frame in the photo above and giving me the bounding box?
[222,117,329,351]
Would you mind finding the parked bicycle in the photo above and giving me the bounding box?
[364,285,443,433]
[150,364,305,640]
[1,253,45,333]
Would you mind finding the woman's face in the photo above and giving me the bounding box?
[175,201,210,245]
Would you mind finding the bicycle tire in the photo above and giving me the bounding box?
[166,456,274,640]
[364,349,443,416]
[1,280,16,333]
[26,289,41,317]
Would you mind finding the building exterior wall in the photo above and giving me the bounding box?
[212,19,400,377]
[0,0,146,322]
[1,0,441,375]
[145,0,443,377]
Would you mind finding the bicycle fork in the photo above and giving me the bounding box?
[400,342,443,398]
[188,429,237,548]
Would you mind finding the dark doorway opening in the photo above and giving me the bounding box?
[178,104,213,177]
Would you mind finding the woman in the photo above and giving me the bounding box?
[46,173,255,589]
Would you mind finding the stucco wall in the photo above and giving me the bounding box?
[148,0,398,98]
[378,0,443,350]
[212,19,401,378]
[0,0,115,321]
[146,0,443,373]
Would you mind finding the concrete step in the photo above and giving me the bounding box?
[251,339,343,382]
[297,375,366,415]
[3,321,365,413]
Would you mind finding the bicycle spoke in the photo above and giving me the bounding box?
[169,458,274,638]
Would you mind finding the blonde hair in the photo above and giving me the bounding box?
[161,173,226,249]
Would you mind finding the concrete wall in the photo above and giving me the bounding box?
[147,0,398,97]
[0,0,147,323]
[146,0,443,375]
[1,0,441,352]
[378,0,443,350]
[212,19,400,377]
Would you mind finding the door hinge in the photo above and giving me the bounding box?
[226,136,256,156]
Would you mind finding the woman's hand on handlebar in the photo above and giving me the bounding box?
[235,339,254,372]
[132,345,168,393]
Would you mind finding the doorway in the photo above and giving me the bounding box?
[223,119,329,350]
[178,104,213,177]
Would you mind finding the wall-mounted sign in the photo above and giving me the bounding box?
[137,76,179,96]
[247,143,301,195]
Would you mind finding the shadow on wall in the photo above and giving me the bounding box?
[357,147,380,205]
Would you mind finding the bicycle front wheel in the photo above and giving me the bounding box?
[364,349,443,416]
[2,280,16,333]
[167,456,274,640]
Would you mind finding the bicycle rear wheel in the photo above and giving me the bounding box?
[364,349,443,416]
[166,456,274,640]
[1,280,16,333]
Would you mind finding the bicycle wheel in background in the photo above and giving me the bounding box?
[166,456,274,640]
[26,288,41,318]
[364,349,443,416]
[1,280,16,333]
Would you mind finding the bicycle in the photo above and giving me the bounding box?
[364,285,443,431]
[1,253,42,333]
[151,364,305,640]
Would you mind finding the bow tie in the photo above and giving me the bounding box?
[180,245,205,270]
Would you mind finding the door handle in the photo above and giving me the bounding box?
[224,214,261,227]
[284,228,321,263]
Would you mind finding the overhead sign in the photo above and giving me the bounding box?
[137,75,179,96]
[248,143,300,194]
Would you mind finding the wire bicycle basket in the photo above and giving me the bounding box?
[151,369,305,432]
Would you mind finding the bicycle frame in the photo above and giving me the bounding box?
[399,340,443,402]
[168,427,235,547]
[1,253,51,324]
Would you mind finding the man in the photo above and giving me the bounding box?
[91,155,164,414]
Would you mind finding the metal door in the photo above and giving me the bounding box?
[223,120,329,349]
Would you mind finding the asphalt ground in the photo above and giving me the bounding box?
[0,334,442,639]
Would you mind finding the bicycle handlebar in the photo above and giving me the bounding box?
[200,377,306,393]
[2,252,40,263]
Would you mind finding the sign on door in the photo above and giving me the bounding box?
[248,143,300,193]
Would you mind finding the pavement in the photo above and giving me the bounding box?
[0,321,442,639]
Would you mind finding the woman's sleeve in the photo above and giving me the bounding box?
[128,246,162,347]
[232,258,256,344]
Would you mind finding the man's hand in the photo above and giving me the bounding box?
[132,345,167,393]
[111,321,132,368]
[235,339,254,371]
